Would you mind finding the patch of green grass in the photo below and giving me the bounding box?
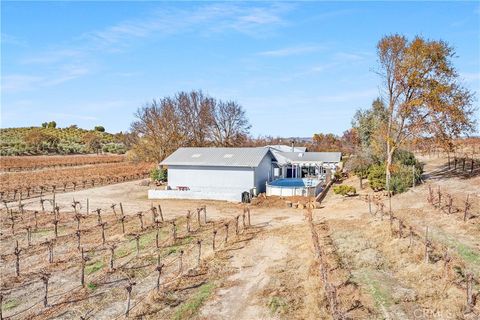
[454,242,480,266]
[87,282,97,291]
[173,282,215,320]
[33,228,52,236]
[267,296,287,315]
[354,270,392,309]
[114,247,129,259]
[85,260,104,275]
[433,229,480,273]
[2,299,19,311]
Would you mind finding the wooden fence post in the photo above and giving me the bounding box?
[86,198,89,215]
[120,216,126,234]
[158,204,164,222]
[119,202,124,216]
[111,204,117,216]
[203,205,207,224]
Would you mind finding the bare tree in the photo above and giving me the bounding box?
[211,101,251,147]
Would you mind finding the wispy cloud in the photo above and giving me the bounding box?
[1,33,27,47]
[2,65,91,93]
[258,45,323,57]
[6,3,292,93]
[83,3,291,49]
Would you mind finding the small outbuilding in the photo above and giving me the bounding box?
[149,147,275,202]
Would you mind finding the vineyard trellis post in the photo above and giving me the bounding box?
[212,230,217,251]
[197,240,202,268]
[466,272,474,312]
[41,273,50,307]
[224,223,229,244]
[186,210,191,233]
[178,250,184,273]
[134,234,141,255]
[156,263,164,292]
[120,216,126,234]
[235,216,239,236]
[463,195,471,222]
[34,210,38,230]
[109,244,116,271]
[424,227,430,264]
[137,212,144,231]
[26,226,32,246]
[124,282,135,317]
[197,208,201,227]
[76,230,81,250]
[14,240,21,277]
[158,204,164,222]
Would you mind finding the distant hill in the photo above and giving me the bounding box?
[0,126,127,156]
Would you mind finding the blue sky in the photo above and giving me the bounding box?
[1,1,479,137]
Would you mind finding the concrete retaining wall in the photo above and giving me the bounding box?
[148,188,242,202]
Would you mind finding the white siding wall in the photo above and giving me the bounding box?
[167,165,255,194]
[254,155,273,193]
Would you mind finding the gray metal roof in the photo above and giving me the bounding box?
[276,152,342,164]
[160,147,272,167]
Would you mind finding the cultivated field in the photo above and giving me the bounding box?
[0,155,153,202]
[0,154,479,319]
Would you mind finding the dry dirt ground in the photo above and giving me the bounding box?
[2,154,479,319]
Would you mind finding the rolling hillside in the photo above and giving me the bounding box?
[0,126,127,156]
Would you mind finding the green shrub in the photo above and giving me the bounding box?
[367,163,386,191]
[333,185,357,196]
[150,168,167,182]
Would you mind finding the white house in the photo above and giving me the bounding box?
[149,146,341,202]
[148,147,275,202]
